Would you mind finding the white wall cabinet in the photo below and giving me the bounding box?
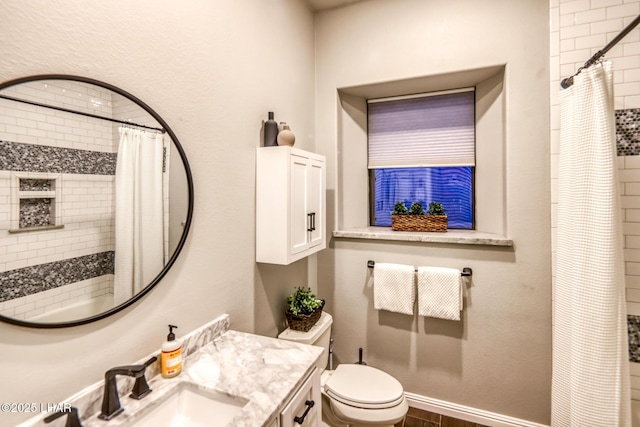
[257,147,326,265]
[280,368,321,427]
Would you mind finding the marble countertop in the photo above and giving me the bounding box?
[19,314,323,427]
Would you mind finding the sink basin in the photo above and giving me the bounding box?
[131,382,248,427]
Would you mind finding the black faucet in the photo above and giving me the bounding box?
[98,356,157,421]
[44,406,82,427]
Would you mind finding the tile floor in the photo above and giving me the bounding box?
[395,407,489,427]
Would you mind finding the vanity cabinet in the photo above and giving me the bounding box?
[280,368,321,427]
[256,147,326,265]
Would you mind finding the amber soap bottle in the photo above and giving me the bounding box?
[161,324,182,378]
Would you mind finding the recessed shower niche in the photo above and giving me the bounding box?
[9,172,63,232]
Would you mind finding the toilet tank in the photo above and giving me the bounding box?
[278,311,332,372]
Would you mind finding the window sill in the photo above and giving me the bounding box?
[332,227,513,247]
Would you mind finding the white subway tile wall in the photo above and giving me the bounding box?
[0,79,170,319]
[0,80,115,152]
[0,80,117,317]
[0,174,114,270]
[551,0,640,415]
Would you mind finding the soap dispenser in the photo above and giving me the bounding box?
[161,324,182,378]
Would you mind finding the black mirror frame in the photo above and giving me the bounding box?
[0,74,194,328]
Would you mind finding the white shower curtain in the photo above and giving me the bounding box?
[114,127,165,305]
[552,62,631,426]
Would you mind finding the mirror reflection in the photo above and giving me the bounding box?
[0,76,192,326]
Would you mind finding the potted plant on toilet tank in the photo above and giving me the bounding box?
[285,287,324,332]
[391,200,448,232]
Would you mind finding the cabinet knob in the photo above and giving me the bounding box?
[294,400,315,425]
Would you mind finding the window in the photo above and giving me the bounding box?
[368,89,475,229]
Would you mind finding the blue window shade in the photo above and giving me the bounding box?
[372,167,473,229]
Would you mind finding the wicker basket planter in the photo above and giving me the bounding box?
[391,214,448,232]
[285,300,325,332]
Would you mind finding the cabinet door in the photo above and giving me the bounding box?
[307,159,324,248]
[281,369,321,427]
[266,416,280,427]
[290,154,310,255]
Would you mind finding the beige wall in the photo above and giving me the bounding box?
[314,0,551,424]
[0,1,315,425]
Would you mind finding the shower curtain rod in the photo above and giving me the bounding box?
[0,94,165,133]
[561,14,640,89]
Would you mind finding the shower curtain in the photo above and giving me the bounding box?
[114,127,165,305]
[552,61,631,426]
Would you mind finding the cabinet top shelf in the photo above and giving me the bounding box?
[257,146,325,162]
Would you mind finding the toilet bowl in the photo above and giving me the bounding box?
[278,312,408,427]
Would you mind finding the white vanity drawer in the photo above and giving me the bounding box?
[280,368,321,427]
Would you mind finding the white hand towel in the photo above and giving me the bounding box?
[417,266,462,321]
[373,263,415,315]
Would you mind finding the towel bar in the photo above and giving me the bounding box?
[367,260,472,277]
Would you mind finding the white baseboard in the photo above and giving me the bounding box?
[404,392,549,427]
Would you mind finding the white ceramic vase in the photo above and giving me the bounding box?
[277,123,295,146]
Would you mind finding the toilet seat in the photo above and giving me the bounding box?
[324,364,405,409]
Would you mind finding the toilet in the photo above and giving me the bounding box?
[278,312,408,427]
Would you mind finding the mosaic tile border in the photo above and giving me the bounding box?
[0,140,117,175]
[629,315,640,362]
[616,109,640,156]
[0,251,114,302]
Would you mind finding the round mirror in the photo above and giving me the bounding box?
[0,75,193,328]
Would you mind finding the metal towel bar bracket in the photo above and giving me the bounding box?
[367,260,472,277]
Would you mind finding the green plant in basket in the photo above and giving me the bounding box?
[428,201,446,216]
[409,201,425,215]
[287,287,323,316]
[392,201,408,215]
